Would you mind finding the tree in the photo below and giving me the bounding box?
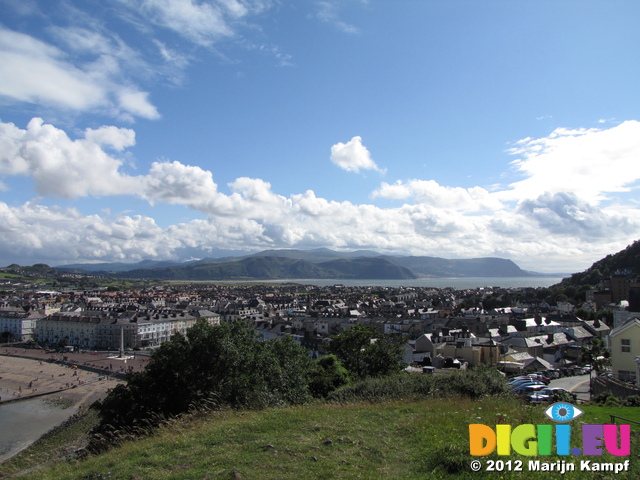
[95,321,313,432]
[327,324,405,379]
[579,337,611,374]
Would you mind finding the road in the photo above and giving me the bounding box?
[547,373,592,403]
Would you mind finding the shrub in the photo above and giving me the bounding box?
[327,373,432,403]
[550,389,577,404]
[327,366,511,403]
[430,366,511,400]
[624,395,640,406]
[308,354,351,398]
[591,393,622,406]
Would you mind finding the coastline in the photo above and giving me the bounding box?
[0,349,147,465]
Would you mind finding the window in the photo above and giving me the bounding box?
[619,370,636,381]
[621,338,631,353]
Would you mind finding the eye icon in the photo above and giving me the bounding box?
[544,403,584,422]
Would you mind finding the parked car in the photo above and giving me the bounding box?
[508,376,532,385]
[514,384,547,396]
[509,378,538,388]
[511,381,545,392]
[529,387,571,404]
[528,374,550,385]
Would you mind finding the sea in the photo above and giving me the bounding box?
[0,398,78,464]
[214,276,565,289]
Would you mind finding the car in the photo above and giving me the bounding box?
[508,376,531,385]
[509,378,538,388]
[514,384,547,396]
[511,381,545,392]
[528,373,550,384]
[529,387,571,404]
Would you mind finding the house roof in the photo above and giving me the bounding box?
[609,317,640,338]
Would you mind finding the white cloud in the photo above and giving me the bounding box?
[0,27,159,120]
[373,179,504,212]
[132,0,269,46]
[2,118,640,272]
[316,1,361,34]
[0,119,140,198]
[330,136,384,174]
[0,28,107,111]
[504,121,640,203]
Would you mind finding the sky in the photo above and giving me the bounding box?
[1,0,640,274]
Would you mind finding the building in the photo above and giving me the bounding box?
[608,317,640,383]
[36,312,101,348]
[0,308,42,342]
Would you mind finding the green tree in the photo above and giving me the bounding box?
[327,324,405,379]
[595,309,613,326]
[579,337,611,374]
[95,321,313,432]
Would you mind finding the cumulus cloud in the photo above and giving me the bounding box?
[373,179,504,212]
[0,119,140,198]
[517,192,638,238]
[504,121,640,203]
[2,118,640,273]
[330,136,384,174]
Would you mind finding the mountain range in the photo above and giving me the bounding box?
[56,249,535,280]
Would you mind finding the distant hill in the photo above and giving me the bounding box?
[107,256,416,281]
[55,249,534,280]
[382,255,530,278]
[560,239,640,287]
[56,259,184,273]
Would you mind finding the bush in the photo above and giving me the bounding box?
[591,393,622,406]
[624,395,640,406]
[430,366,512,400]
[308,355,351,398]
[550,389,577,404]
[327,373,432,403]
[327,366,511,403]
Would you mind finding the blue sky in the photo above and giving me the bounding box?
[1,0,640,273]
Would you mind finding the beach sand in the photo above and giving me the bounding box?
[0,349,149,465]
[0,353,128,408]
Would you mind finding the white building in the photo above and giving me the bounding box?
[0,308,41,342]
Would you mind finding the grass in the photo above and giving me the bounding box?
[581,405,640,425]
[6,396,640,480]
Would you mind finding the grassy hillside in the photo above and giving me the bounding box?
[7,396,639,480]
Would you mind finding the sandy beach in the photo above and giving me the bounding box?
[0,348,150,465]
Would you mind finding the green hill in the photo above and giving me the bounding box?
[109,255,416,281]
[561,239,640,287]
[6,396,639,480]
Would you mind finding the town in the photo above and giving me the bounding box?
[1,267,640,401]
